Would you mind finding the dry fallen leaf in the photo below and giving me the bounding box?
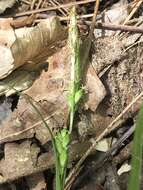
[0,17,67,79]
[117,162,131,176]
[95,138,110,152]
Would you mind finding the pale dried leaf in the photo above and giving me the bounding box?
[0,46,14,78]
[96,138,110,152]
[0,17,67,79]
[117,162,131,176]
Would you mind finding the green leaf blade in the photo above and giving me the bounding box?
[128,104,143,190]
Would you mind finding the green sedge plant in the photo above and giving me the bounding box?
[14,7,83,190]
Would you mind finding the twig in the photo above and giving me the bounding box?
[64,166,83,190]
[59,1,134,21]
[59,13,94,21]
[115,0,143,35]
[119,17,143,40]
[99,125,134,165]
[31,0,37,10]
[53,0,68,14]
[41,0,47,8]
[80,0,100,73]
[34,13,96,22]
[124,39,143,52]
[65,91,143,186]
[34,15,143,34]
[95,22,143,33]
[49,0,67,16]
[21,0,30,5]
[36,0,43,9]
[90,0,100,32]
[123,0,143,26]
[14,0,96,17]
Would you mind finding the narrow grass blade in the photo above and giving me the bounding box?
[128,104,143,190]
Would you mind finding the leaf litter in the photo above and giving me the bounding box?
[0,11,106,184]
[0,0,142,189]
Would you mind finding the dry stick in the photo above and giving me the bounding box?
[123,0,143,25]
[65,166,83,190]
[90,0,100,31]
[59,13,94,21]
[53,0,68,14]
[21,0,30,5]
[53,1,67,16]
[115,0,143,36]
[119,17,143,41]
[34,17,143,34]
[125,39,143,52]
[59,8,139,21]
[34,14,95,24]
[41,0,47,8]
[80,0,100,72]
[49,0,67,17]
[95,22,143,33]
[65,91,143,186]
[15,0,96,17]
[125,17,143,25]
[31,0,44,26]
[36,0,43,9]
[59,1,134,21]
[31,0,37,10]
[94,125,135,169]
